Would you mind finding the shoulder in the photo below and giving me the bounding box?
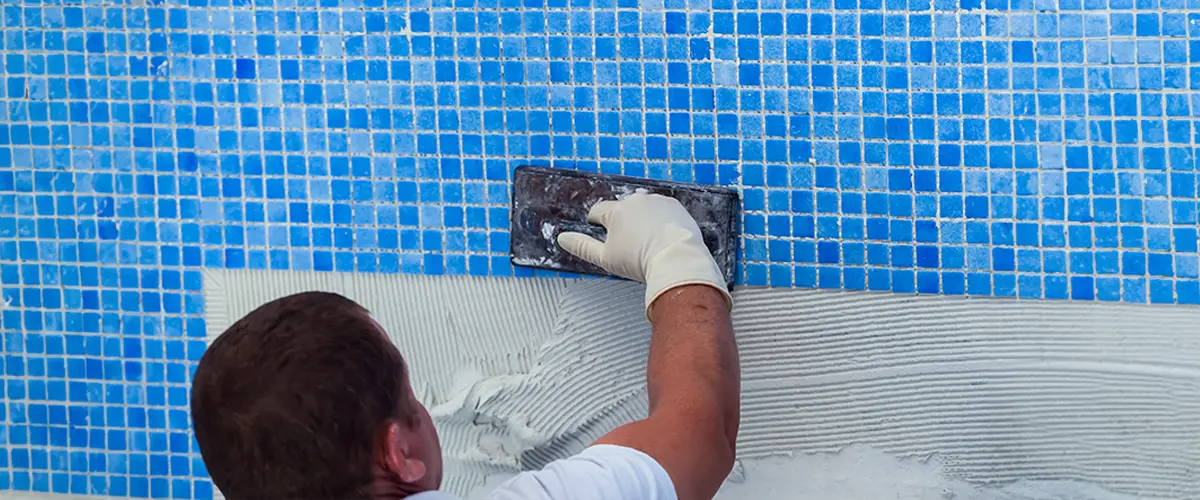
[481,445,678,500]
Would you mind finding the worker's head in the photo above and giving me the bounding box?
[191,291,442,499]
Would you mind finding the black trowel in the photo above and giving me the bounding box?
[509,166,741,289]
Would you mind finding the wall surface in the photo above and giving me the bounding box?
[3,0,1200,497]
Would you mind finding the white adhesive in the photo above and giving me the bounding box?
[207,270,1200,499]
[509,256,558,268]
[731,289,1200,499]
[712,445,1157,500]
[612,185,649,200]
[203,270,566,412]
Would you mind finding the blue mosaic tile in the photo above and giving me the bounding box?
[4,0,1200,497]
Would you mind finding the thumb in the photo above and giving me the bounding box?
[556,232,606,266]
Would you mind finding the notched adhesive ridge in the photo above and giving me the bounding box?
[207,271,1200,499]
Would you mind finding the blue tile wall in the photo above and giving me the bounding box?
[2,0,1200,496]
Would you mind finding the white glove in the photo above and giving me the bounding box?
[556,193,733,315]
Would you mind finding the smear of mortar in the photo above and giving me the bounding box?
[430,279,653,488]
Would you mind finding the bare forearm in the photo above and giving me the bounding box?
[647,285,740,447]
[567,194,740,499]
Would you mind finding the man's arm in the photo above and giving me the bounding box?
[595,284,739,500]
[556,193,741,500]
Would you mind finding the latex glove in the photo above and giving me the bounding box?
[557,193,733,315]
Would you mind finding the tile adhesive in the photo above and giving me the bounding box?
[206,270,1199,500]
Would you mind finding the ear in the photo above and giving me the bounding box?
[382,421,428,484]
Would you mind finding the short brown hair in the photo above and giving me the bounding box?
[191,292,412,499]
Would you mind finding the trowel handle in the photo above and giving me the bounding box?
[554,220,607,242]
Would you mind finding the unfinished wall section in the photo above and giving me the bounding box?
[200,270,1199,499]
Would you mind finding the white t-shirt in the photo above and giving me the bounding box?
[410,444,677,500]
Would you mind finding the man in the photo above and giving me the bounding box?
[191,193,740,499]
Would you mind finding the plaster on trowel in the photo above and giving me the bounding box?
[509,166,741,289]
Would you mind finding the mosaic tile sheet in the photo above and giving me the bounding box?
[3,0,1200,497]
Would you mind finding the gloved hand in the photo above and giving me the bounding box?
[556,193,733,315]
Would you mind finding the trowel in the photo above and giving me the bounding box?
[509,165,741,289]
